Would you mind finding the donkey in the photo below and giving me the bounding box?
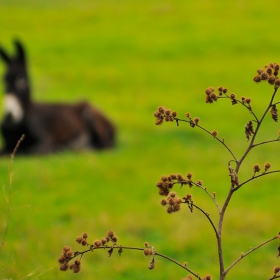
[0,40,115,154]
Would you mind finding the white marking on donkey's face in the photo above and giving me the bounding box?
[3,94,24,123]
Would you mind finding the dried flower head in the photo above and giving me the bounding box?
[101,237,108,245]
[253,76,261,83]
[211,130,218,137]
[111,236,118,243]
[253,164,261,174]
[154,106,177,125]
[93,240,102,247]
[245,121,254,140]
[228,165,239,186]
[143,248,152,256]
[60,263,69,271]
[268,76,276,85]
[274,266,280,275]
[193,117,200,125]
[254,63,280,86]
[205,87,218,103]
[230,93,237,105]
[270,104,278,122]
[264,162,271,172]
[69,260,81,273]
[107,230,114,238]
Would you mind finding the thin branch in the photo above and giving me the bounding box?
[236,87,278,173]
[174,118,237,162]
[269,275,280,280]
[0,134,25,253]
[233,170,280,191]
[252,138,280,148]
[223,235,279,276]
[217,187,235,279]
[218,96,259,123]
[188,202,219,238]
[173,180,221,213]
[67,245,202,279]
[192,182,221,213]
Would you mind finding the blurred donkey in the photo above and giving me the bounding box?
[0,40,115,154]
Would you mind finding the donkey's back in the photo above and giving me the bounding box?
[0,41,115,154]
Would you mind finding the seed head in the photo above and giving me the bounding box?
[166,206,174,214]
[111,236,118,243]
[158,106,165,113]
[275,79,280,86]
[245,121,254,140]
[274,266,280,274]
[155,118,163,125]
[81,239,87,246]
[93,239,102,247]
[211,130,218,137]
[63,246,71,252]
[101,237,107,245]
[70,260,81,273]
[253,164,261,173]
[268,76,276,85]
[60,263,69,271]
[165,109,171,116]
[193,117,200,125]
[143,248,152,256]
[260,72,268,80]
[170,192,176,198]
[107,230,114,238]
[270,104,278,122]
[205,87,214,95]
[253,76,261,83]
[210,92,218,101]
[245,98,251,104]
[160,198,167,206]
[264,162,271,172]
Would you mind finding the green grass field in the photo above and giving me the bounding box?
[0,1,280,279]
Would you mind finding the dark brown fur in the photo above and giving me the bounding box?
[0,40,115,154]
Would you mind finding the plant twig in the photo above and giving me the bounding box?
[189,202,219,238]
[252,138,280,148]
[192,181,221,213]
[0,134,25,252]
[234,170,280,191]
[174,118,238,162]
[223,235,279,276]
[67,245,202,279]
[236,87,278,173]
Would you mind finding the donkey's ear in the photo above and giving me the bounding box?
[14,40,26,63]
[0,47,11,64]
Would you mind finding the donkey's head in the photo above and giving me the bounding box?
[0,40,30,125]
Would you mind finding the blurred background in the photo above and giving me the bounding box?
[0,0,279,279]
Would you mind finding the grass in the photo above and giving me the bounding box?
[0,0,280,279]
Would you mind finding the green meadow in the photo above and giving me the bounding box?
[0,1,280,279]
